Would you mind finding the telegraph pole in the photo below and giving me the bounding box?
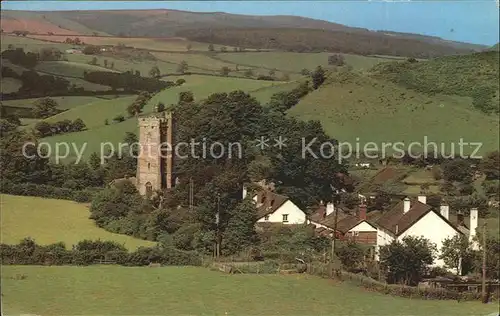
[481,222,487,303]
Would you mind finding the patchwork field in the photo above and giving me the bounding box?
[34,60,118,78]
[216,52,394,73]
[0,194,156,250]
[0,77,22,93]
[2,95,121,110]
[290,74,500,155]
[2,266,496,315]
[1,34,72,51]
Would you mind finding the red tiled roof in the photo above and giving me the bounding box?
[310,206,377,233]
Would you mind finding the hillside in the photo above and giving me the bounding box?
[290,70,499,155]
[371,51,500,113]
[1,9,485,58]
[0,194,156,250]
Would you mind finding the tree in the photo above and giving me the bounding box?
[281,73,290,81]
[156,102,165,112]
[34,121,53,137]
[328,54,345,66]
[71,118,87,132]
[89,57,98,65]
[177,61,188,74]
[481,151,500,180]
[220,66,230,76]
[110,62,115,69]
[244,69,254,78]
[186,43,192,51]
[89,152,102,170]
[440,234,472,275]
[300,68,310,76]
[220,46,227,52]
[443,159,472,183]
[83,45,100,55]
[222,199,259,255]
[335,241,365,271]
[311,66,326,89]
[208,44,215,52]
[103,59,108,68]
[32,97,59,118]
[178,91,194,105]
[149,65,160,78]
[379,236,436,285]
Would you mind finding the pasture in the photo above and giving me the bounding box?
[1,34,72,51]
[0,77,22,93]
[290,75,500,155]
[34,60,118,78]
[2,95,124,110]
[0,194,156,250]
[2,266,496,315]
[216,52,393,73]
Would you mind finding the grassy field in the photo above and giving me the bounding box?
[34,60,118,78]
[42,95,137,129]
[216,52,393,73]
[1,34,72,51]
[0,194,155,250]
[290,73,500,155]
[2,96,116,110]
[2,266,496,315]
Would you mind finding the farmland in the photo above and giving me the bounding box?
[2,265,496,316]
[0,194,156,250]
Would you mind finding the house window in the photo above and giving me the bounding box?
[282,214,289,223]
[353,231,359,237]
[264,215,270,221]
[148,162,151,170]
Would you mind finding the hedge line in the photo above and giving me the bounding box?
[307,262,481,301]
[0,180,98,203]
[1,239,202,267]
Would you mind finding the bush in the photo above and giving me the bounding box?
[113,115,125,123]
[1,240,202,267]
[0,180,98,203]
[176,78,186,86]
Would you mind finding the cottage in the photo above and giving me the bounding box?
[374,195,478,270]
[309,203,378,246]
[243,186,307,225]
[65,48,82,54]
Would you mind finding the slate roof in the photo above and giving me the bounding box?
[254,190,290,219]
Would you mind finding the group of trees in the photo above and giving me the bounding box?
[83,71,174,92]
[1,48,38,68]
[64,37,83,45]
[12,30,29,37]
[126,92,152,117]
[268,81,311,113]
[34,118,87,138]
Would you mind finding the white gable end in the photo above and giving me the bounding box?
[399,210,460,268]
[257,200,306,225]
[349,221,377,232]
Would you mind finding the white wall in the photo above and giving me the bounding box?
[349,221,377,233]
[399,211,460,269]
[375,228,395,261]
[257,200,306,225]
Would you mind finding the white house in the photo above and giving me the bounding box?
[243,186,307,225]
[374,195,477,271]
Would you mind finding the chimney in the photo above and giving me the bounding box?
[469,208,478,243]
[403,197,411,213]
[326,202,334,216]
[417,195,427,205]
[440,203,449,220]
[358,203,367,221]
[457,211,465,226]
[242,185,248,200]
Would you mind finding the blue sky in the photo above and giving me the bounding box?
[2,1,499,45]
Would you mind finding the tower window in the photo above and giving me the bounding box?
[148,163,151,170]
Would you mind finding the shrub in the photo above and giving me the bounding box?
[113,115,125,123]
[0,180,98,203]
[176,78,186,86]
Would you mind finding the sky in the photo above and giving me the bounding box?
[2,1,499,45]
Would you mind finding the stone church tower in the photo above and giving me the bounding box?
[136,111,174,197]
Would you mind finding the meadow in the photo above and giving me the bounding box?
[216,52,394,73]
[0,194,156,250]
[290,74,500,155]
[2,265,496,316]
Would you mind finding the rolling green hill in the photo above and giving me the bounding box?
[34,61,119,79]
[371,51,499,113]
[290,70,499,155]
